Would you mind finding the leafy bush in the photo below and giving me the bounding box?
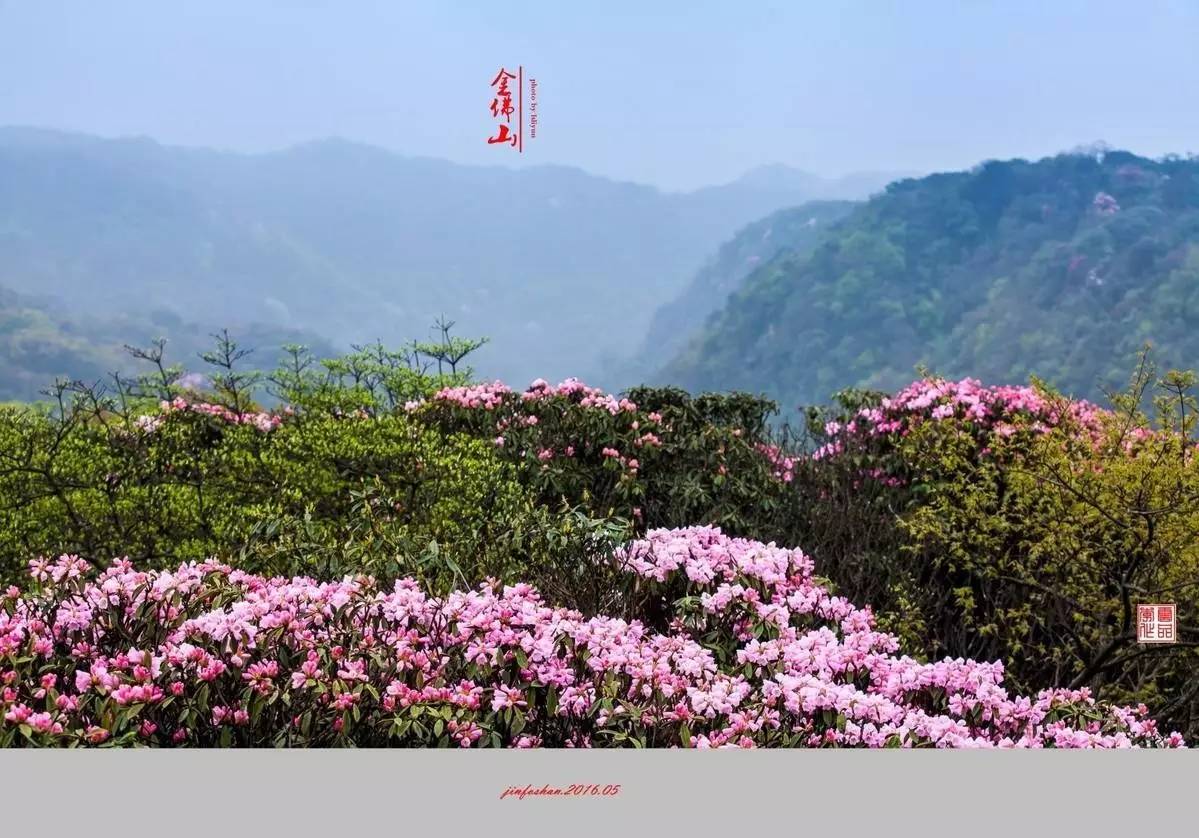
[0,330,811,625]
[0,329,547,591]
[0,528,1179,748]
[410,378,796,541]
[0,394,538,589]
[790,360,1199,737]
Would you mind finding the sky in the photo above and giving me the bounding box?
[1,0,1198,191]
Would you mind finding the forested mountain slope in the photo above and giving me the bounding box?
[0,284,334,401]
[661,150,1199,407]
[627,200,855,377]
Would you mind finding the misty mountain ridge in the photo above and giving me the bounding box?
[725,163,915,196]
[0,282,337,403]
[0,126,905,390]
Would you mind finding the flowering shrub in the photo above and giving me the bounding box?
[1093,191,1121,215]
[410,378,795,541]
[137,397,285,434]
[0,528,1181,749]
[790,364,1199,738]
[809,376,1107,464]
[755,443,796,484]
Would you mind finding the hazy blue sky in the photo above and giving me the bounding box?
[2,1,1198,190]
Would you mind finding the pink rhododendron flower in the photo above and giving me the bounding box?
[0,528,1183,749]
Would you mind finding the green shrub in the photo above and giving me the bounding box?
[790,358,1199,737]
[411,380,798,543]
[0,397,536,590]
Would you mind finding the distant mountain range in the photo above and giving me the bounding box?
[0,283,336,402]
[8,128,1198,412]
[0,126,905,394]
[658,149,1199,409]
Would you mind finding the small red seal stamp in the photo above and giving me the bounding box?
[1136,603,1177,644]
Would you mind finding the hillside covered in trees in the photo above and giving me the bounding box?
[659,149,1199,408]
[0,284,335,402]
[616,200,856,382]
[0,284,340,405]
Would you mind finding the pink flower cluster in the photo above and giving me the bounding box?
[422,381,512,411]
[134,398,283,434]
[0,528,1180,748]
[811,377,1106,460]
[414,377,664,484]
[1093,191,1120,216]
[755,443,796,483]
[421,378,638,417]
[520,378,638,416]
